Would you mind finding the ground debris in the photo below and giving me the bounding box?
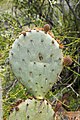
[55,111,80,120]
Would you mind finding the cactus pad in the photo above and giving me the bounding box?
[9,28,63,99]
[8,98,54,120]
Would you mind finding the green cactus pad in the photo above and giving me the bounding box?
[9,29,63,99]
[8,98,54,120]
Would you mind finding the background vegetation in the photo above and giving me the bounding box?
[0,0,80,119]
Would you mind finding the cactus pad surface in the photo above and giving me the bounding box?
[9,29,63,99]
[8,98,54,120]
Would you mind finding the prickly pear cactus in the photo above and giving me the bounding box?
[9,25,63,99]
[8,98,54,120]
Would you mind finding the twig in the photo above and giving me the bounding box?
[5,79,18,98]
[4,79,18,91]
[65,0,80,20]
[48,0,53,8]
[74,0,80,11]
[61,76,79,97]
